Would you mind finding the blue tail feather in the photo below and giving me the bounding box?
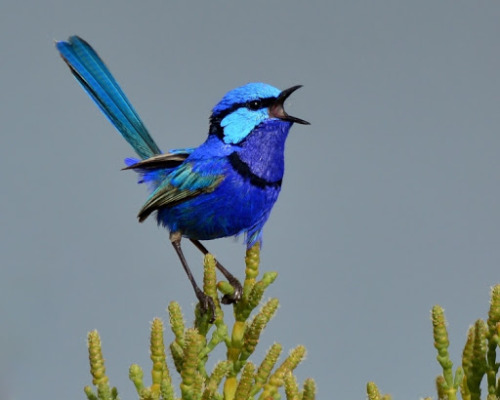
[56,36,161,159]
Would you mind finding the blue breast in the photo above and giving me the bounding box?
[156,119,292,246]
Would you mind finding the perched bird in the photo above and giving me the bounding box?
[56,36,309,320]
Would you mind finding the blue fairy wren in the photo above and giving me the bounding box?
[56,36,309,320]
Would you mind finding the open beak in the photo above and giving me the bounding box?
[269,85,310,125]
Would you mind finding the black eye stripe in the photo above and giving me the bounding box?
[246,97,276,110]
[246,100,261,110]
[211,96,276,122]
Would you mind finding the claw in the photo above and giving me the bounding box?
[221,279,243,304]
[195,288,216,323]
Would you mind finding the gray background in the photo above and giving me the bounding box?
[1,1,499,399]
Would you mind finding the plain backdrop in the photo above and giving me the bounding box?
[1,1,499,399]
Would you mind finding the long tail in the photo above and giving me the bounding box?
[56,36,161,160]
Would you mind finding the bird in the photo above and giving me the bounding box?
[56,36,309,320]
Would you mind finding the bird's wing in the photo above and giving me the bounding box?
[56,36,161,159]
[137,160,225,222]
[123,151,191,171]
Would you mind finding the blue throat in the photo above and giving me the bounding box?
[209,118,292,187]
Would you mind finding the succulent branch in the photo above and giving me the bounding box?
[368,284,500,400]
[83,244,314,400]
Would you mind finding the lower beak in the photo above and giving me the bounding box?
[269,85,310,125]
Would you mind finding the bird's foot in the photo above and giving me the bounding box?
[221,277,243,304]
[195,289,216,323]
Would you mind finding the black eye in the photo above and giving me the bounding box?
[246,100,262,110]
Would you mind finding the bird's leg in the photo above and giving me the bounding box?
[170,232,215,322]
[189,239,243,304]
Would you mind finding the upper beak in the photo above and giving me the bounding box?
[269,85,310,125]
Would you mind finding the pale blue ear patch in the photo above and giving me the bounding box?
[221,108,268,144]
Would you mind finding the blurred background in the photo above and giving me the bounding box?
[1,1,499,399]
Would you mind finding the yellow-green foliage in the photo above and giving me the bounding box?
[83,244,315,400]
[368,284,500,400]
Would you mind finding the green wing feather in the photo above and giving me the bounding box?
[138,162,224,222]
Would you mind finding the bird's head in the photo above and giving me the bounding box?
[210,82,309,144]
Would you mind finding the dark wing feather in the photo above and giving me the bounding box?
[123,152,189,171]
